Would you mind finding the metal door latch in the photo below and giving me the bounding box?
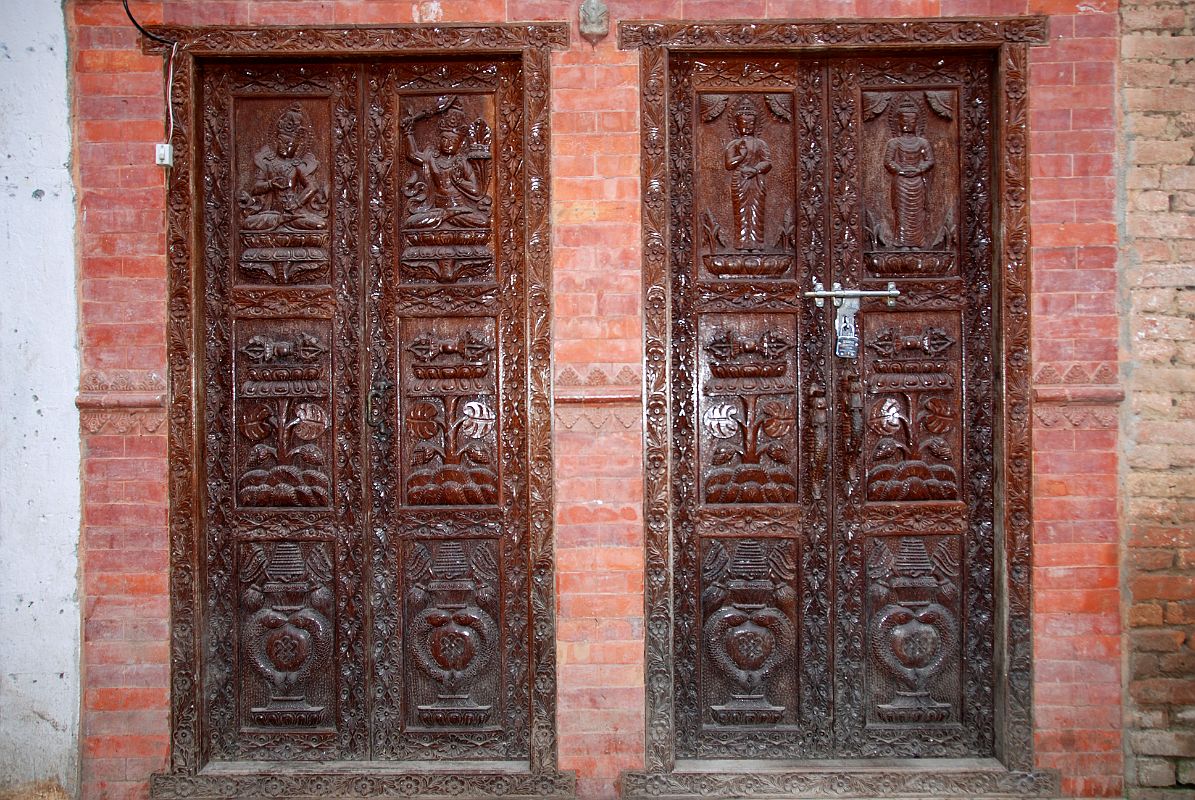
[804,278,900,359]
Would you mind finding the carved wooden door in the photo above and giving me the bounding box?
[670,53,996,759]
[197,56,538,764]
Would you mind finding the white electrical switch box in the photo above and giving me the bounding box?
[155,143,174,167]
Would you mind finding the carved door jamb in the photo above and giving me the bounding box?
[621,17,1058,799]
[145,23,575,800]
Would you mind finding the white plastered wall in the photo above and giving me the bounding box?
[0,0,81,793]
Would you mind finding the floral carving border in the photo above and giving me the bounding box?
[148,23,573,800]
[620,17,1057,799]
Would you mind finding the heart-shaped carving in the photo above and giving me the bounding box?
[265,625,312,672]
[726,622,775,672]
[872,602,957,689]
[889,617,940,669]
[705,605,795,692]
[411,602,498,689]
[429,623,479,672]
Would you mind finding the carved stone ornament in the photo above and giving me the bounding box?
[621,17,1057,799]
[147,22,574,800]
[579,0,610,46]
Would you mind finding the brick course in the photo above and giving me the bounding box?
[1121,2,1195,799]
[68,1,1124,798]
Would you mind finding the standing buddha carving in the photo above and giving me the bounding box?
[883,97,935,249]
[724,96,772,252]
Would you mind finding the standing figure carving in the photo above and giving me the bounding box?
[724,97,772,252]
[883,97,935,249]
[403,99,492,231]
[242,104,328,232]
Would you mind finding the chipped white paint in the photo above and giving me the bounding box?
[0,0,80,794]
[413,1,445,23]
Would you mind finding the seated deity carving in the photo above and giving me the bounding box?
[403,99,493,232]
[240,104,328,233]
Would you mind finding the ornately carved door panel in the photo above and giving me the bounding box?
[670,53,996,759]
[198,56,534,763]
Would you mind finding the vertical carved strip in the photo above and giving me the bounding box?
[796,60,833,747]
[998,42,1035,773]
[828,59,867,752]
[639,41,674,776]
[200,65,237,760]
[166,50,200,774]
[961,57,997,756]
[522,42,558,774]
[330,68,367,758]
[366,63,402,758]
[668,57,698,758]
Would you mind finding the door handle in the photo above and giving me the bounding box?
[803,278,900,308]
[805,278,899,359]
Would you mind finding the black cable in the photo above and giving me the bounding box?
[123,0,177,46]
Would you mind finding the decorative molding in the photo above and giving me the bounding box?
[621,17,1056,797]
[557,365,641,387]
[1031,362,1123,407]
[618,17,1049,50]
[1032,406,1118,429]
[76,371,168,434]
[144,23,570,55]
[1032,385,1125,406]
[622,764,1059,799]
[151,769,575,799]
[555,404,640,432]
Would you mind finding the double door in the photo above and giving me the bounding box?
[196,57,538,761]
[668,53,998,758]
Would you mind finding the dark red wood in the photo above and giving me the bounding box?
[153,25,574,798]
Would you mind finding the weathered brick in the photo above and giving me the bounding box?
[1132,730,1195,758]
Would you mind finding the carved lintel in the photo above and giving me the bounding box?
[142,23,571,55]
[1031,384,1125,406]
[618,16,1050,50]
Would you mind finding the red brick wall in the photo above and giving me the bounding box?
[69,1,1123,798]
[1119,1,1195,795]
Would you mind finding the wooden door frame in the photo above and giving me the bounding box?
[143,23,574,799]
[620,17,1058,798]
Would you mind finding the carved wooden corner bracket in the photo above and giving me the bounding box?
[620,16,1056,800]
[77,370,167,434]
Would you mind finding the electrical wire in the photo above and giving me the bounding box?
[166,41,177,147]
[122,0,176,46]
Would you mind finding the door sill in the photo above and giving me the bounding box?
[621,760,1059,799]
[151,761,576,799]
